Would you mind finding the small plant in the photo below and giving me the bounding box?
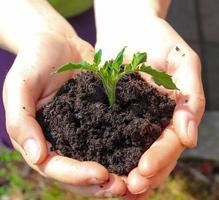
[55,47,178,106]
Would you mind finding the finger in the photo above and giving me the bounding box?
[38,155,109,185]
[128,160,176,194]
[127,168,150,194]
[12,140,110,186]
[168,44,205,147]
[148,161,176,189]
[138,126,184,177]
[59,174,127,197]
[3,68,47,164]
[122,190,152,200]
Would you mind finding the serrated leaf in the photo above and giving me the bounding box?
[131,52,147,68]
[54,61,96,73]
[112,47,127,72]
[94,49,102,65]
[139,65,179,90]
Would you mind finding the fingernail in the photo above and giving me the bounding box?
[23,138,40,164]
[187,120,198,146]
[89,178,106,184]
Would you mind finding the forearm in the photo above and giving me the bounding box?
[0,0,76,53]
[94,0,171,41]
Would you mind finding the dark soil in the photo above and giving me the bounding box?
[36,71,175,175]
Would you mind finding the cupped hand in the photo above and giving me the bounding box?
[96,16,205,197]
[3,32,127,197]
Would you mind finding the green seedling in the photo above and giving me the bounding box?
[55,47,178,106]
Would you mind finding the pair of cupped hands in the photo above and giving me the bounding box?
[3,17,205,200]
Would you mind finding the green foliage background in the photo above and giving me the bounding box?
[0,150,213,200]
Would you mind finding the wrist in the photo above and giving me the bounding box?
[145,0,171,19]
[94,0,170,43]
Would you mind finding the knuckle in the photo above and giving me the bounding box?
[200,97,206,109]
[183,136,198,148]
[192,52,202,70]
[196,95,206,112]
[192,51,201,63]
[6,116,21,139]
[188,140,198,149]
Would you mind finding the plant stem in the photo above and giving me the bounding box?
[102,80,117,106]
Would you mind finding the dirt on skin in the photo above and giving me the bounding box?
[36,71,176,175]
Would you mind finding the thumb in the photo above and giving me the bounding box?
[172,51,205,148]
[3,60,48,164]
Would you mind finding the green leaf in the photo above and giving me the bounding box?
[112,47,127,72]
[139,65,179,90]
[94,49,102,65]
[124,64,132,73]
[99,61,110,75]
[55,48,179,107]
[54,61,96,73]
[131,52,147,68]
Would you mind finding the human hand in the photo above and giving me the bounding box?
[3,32,127,197]
[96,16,205,197]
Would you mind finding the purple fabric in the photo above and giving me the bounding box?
[0,51,15,146]
[0,8,96,147]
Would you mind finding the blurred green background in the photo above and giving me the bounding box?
[0,149,218,200]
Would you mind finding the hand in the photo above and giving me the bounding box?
[3,32,127,197]
[96,16,205,197]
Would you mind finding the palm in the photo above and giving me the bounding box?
[98,16,204,142]
[18,34,76,108]
[140,18,205,146]
[96,17,205,196]
[131,18,202,104]
[4,33,130,197]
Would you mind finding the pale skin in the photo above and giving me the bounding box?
[0,0,205,199]
[95,1,205,197]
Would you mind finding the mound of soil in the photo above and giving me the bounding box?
[36,71,175,175]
